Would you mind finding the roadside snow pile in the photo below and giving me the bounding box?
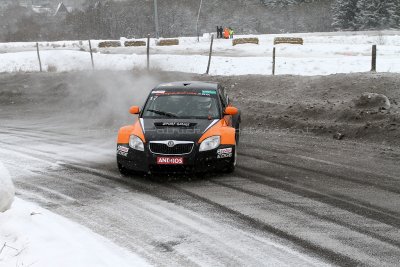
[0,198,150,267]
[0,161,14,212]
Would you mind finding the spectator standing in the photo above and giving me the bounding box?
[216,26,221,38]
[229,28,234,39]
[223,28,230,39]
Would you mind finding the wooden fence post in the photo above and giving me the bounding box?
[88,40,94,70]
[147,34,150,70]
[371,45,377,72]
[272,47,276,75]
[36,42,42,72]
[206,34,214,74]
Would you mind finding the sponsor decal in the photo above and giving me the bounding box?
[151,90,165,94]
[176,122,191,127]
[150,91,217,97]
[163,91,198,96]
[202,90,217,95]
[117,145,129,157]
[160,122,176,127]
[117,151,128,157]
[217,148,232,154]
[154,122,196,127]
[157,157,184,165]
[217,147,233,159]
[217,153,232,159]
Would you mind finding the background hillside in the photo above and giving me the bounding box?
[0,0,334,41]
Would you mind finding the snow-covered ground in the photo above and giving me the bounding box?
[0,31,399,75]
[0,161,14,213]
[0,161,149,267]
[0,198,150,267]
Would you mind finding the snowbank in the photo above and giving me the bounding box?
[0,161,14,212]
[0,198,150,267]
[0,31,399,76]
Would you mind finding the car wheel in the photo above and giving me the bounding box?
[225,147,237,173]
[117,163,130,176]
[235,124,240,145]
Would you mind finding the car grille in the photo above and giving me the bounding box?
[150,165,194,173]
[149,143,194,155]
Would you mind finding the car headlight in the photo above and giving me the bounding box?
[129,135,144,151]
[199,136,220,152]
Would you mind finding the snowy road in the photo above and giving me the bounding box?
[1,71,400,266]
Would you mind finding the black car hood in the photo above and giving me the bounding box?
[141,118,219,142]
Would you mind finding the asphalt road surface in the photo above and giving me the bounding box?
[1,72,400,266]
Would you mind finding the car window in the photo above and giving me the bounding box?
[142,90,221,119]
[219,86,228,107]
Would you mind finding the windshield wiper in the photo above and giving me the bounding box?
[146,109,178,118]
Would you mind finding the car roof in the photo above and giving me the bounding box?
[153,81,219,91]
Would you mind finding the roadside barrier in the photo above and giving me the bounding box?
[124,41,146,47]
[232,37,259,46]
[274,37,304,45]
[156,39,179,46]
[98,41,121,48]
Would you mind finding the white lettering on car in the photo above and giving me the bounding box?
[117,145,129,157]
[157,157,184,165]
[217,153,232,159]
[152,90,165,94]
[217,148,233,159]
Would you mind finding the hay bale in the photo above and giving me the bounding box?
[98,41,121,48]
[157,39,179,46]
[233,37,259,46]
[124,40,146,47]
[274,37,304,45]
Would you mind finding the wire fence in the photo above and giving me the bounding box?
[1,33,399,75]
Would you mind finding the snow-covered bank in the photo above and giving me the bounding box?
[0,31,399,76]
[0,198,150,267]
[0,162,14,213]
[0,48,399,76]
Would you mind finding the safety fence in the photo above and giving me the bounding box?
[2,33,398,75]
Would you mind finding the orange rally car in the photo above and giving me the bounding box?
[116,81,241,174]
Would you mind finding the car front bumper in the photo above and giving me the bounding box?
[117,143,235,174]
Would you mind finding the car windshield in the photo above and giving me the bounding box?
[142,91,221,119]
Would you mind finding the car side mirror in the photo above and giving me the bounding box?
[129,106,140,114]
[224,106,238,115]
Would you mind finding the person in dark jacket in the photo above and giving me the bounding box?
[217,26,223,38]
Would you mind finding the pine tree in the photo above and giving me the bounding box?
[261,0,304,8]
[355,0,391,30]
[388,0,400,28]
[379,0,393,28]
[331,0,358,30]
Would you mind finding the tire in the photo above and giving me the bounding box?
[225,147,237,173]
[235,124,240,145]
[117,163,130,176]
